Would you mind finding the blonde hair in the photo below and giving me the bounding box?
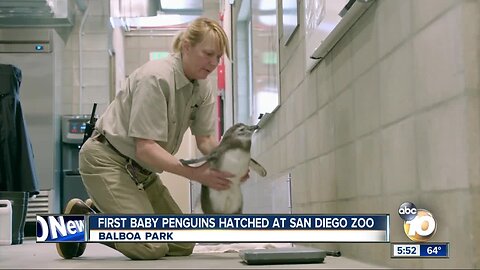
[172,17,230,59]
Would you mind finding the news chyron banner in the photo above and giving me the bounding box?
[37,214,389,243]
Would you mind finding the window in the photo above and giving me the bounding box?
[234,0,280,125]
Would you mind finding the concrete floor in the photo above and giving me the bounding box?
[0,238,385,269]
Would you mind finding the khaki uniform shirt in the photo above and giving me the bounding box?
[95,53,216,173]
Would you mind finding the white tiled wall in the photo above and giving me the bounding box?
[62,0,111,116]
[379,41,415,125]
[251,0,480,268]
[381,118,417,195]
[416,97,469,191]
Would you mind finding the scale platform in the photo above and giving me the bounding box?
[239,247,326,265]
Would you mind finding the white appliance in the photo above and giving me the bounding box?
[0,28,64,214]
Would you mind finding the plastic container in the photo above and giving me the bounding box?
[0,199,12,245]
[0,192,29,244]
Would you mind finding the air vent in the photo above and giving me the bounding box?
[0,0,73,27]
[26,190,51,223]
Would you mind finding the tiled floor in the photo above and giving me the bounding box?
[0,239,386,269]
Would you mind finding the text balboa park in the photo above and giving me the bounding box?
[98,231,173,241]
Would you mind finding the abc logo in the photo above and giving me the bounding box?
[398,202,436,242]
[398,202,417,221]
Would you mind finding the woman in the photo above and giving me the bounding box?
[57,17,233,260]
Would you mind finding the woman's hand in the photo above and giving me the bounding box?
[192,163,234,191]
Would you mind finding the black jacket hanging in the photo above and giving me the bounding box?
[0,64,39,195]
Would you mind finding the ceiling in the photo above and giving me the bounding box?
[0,0,217,28]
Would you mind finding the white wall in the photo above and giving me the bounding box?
[62,0,111,116]
[249,0,480,268]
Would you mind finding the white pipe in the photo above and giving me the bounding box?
[79,0,91,114]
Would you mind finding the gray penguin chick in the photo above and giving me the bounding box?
[180,123,267,214]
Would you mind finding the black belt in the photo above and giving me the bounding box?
[92,131,154,190]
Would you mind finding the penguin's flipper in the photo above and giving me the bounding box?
[180,156,209,166]
[249,158,267,177]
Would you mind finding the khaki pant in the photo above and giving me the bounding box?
[79,137,195,260]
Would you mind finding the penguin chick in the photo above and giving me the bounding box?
[181,123,267,214]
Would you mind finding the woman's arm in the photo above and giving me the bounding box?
[134,138,232,190]
[195,134,219,155]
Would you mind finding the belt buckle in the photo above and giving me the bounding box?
[125,161,144,190]
[132,160,151,175]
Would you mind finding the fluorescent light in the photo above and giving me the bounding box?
[259,0,276,11]
[125,14,198,28]
[160,0,203,12]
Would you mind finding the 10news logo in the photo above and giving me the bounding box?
[36,215,85,242]
[398,202,437,242]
